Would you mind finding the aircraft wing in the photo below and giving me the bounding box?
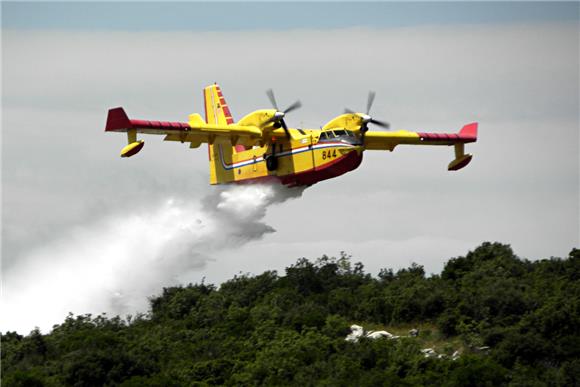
[364,123,478,170]
[364,122,477,150]
[105,107,262,147]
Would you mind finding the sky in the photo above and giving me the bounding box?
[2,2,579,333]
[4,2,579,31]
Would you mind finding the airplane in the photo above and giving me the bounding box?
[104,84,478,187]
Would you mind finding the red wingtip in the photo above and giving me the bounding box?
[459,122,478,142]
[105,107,133,132]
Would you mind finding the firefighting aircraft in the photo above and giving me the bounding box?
[105,84,478,186]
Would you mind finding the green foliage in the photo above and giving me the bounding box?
[2,243,579,386]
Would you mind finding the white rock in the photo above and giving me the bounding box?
[421,348,436,358]
[346,325,401,342]
[345,324,365,342]
[366,330,397,340]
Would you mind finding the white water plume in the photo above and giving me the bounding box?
[1,183,304,334]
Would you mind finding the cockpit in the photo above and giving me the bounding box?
[318,129,360,145]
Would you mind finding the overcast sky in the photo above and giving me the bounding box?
[2,2,579,333]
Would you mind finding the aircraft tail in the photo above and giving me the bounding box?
[204,84,239,184]
[203,84,234,126]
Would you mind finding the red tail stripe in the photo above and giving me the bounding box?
[215,85,234,123]
[222,106,233,118]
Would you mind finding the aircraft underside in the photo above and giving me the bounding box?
[210,139,364,187]
[238,148,364,187]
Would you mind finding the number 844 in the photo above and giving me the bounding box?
[321,149,337,160]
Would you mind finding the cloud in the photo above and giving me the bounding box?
[2,22,578,332]
[3,24,578,123]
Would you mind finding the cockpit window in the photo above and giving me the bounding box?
[319,129,359,144]
[298,129,306,135]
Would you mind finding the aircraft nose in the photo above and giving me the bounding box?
[339,145,363,156]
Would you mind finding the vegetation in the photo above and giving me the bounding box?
[2,243,579,386]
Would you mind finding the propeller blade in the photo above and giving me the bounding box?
[284,100,302,114]
[366,91,376,115]
[266,89,279,110]
[281,119,291,138]
[371,118,390,129]
[343,91,390,141]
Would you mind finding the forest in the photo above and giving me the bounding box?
[2,242,579,386]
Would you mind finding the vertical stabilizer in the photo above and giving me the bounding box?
[203,84,234,126]
[205,84,237,184]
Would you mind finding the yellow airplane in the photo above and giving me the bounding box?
[105,84,478,186]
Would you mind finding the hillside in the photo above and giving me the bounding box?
[2,243,579,386]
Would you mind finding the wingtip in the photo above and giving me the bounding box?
[459,122,478,142]
[105,107,132,132]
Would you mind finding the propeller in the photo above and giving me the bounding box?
[344,91,390,144]
[263,89,302,138]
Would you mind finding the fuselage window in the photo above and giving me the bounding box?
[346,130,354,137]
[334,130,347,136]
[320,132,328,140]
[326,131,336,138]
[298,129,306,135]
